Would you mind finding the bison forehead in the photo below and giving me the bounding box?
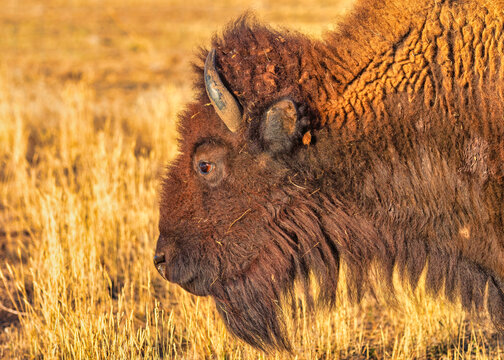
[178,103,237,142]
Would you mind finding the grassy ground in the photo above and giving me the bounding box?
[1,0,504,358]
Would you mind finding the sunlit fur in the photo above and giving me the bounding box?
[157,0,504,351]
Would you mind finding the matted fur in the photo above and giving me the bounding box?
[156,0,504,351]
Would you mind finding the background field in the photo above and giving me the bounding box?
[0,0,503,358]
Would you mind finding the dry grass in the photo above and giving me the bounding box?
[0,0,503,358]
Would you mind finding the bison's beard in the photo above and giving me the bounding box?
[210,265,292,351]
[209,221,298,350]
[208,193,360,351]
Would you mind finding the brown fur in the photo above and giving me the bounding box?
[156,0,504,351]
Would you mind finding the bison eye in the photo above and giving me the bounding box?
[198,160,214,175]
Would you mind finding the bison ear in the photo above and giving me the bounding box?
[261,99,304,154]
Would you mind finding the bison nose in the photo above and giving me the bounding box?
[153,251,168,280]
[153,253,165,266]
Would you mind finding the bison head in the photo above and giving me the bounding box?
[154,43,345,350]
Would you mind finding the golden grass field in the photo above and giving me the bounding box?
[1,0,504,358]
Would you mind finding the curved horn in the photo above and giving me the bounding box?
[204,49,242,132]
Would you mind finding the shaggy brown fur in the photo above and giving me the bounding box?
[155,0,504,351]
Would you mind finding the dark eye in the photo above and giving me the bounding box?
[198,161,214,175]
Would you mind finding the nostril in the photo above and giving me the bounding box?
[153,253,166,265]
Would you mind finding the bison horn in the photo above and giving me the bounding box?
[204,49,242,132]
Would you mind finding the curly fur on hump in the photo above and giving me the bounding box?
[157,0,504,351]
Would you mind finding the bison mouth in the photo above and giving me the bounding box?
[154,250,213,296]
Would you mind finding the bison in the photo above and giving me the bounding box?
[154,0,504,351]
